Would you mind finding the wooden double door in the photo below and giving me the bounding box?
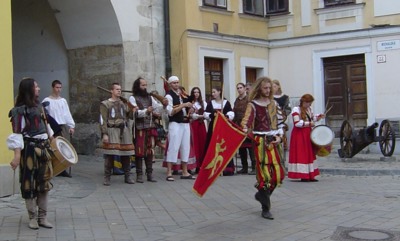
[323,54,367,135]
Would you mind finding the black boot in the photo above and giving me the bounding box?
[255,189,273,220]
[135,157,144,183]
[238,148,248,174]
[145,158,157,182]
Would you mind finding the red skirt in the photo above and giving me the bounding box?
[190,120,207,168]
[287,126,319,180]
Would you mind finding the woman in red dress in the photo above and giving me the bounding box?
[288,94,324,182]
[189,87,208,173]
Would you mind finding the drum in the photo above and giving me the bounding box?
[50,136,78,176]
[310,125,335,157]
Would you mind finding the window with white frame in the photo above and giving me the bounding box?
[324,0,355,7]
[243,0,288,16]
[204,0,227,8]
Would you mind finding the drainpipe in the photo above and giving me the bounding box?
[163,0,172,77]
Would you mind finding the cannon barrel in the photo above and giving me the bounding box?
[350,122,379,157]
[363,122,379,142]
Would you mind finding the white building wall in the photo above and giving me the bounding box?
[269,28,400,124]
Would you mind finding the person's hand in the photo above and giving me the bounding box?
[272,135,281,144]
[70,128,75,135]
[317,114,325,121]
[102,134,109,143]
[146,106,154,114]
[185,102,193,108]
[162,98,168,107]
[188,107,195,115]
[310,121,315,127]
[10,156,20,170]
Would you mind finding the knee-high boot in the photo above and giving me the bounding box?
[255,189,273,220]
[37,191,53,228]
[135,157,144,183]
[25,198,39,229]
[103,156,113,186]
[122,156,135,184]
[145,157,157,182]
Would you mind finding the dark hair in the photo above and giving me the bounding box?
[52,79,62,87]
[212,86,222,99]
[110,82,120,90]
[132,77,144,95]
[236,83,245,88]
[190,87,204,110]
[15,77,38,107]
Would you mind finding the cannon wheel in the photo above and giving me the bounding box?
[379,120,396,156]
[340,120,353,158]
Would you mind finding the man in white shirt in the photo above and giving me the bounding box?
[42,80,75,177]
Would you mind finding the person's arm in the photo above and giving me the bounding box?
[99,102,109,143]
[7,110,24,170]
[241,103,255,133]
[224,100,234,120]
[293,107,313,128]
[204,101,213,120]
[63,99,75,134]
[166,95,192,116]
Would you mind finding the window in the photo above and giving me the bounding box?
[204,0,227,9]
[244,0,264,16]
[243,0,288,16]
[266,0,288,14]
[324,0,355,7]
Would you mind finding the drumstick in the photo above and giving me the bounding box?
[325,99,330,110]
[12,169,15,196]
[324,105,333,115]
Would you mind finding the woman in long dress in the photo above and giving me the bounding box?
[288,94,324,182]
[204,87,235,176]
[189,87,208,173]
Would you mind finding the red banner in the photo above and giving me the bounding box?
[193,112,247,197]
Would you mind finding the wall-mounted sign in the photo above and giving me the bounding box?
[377,55,386,63]
[377,40,400,51]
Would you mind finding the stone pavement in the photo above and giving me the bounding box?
[1,151,400,241]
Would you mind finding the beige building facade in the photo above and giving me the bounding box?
[0,0,16,197]
[169,0,399,153]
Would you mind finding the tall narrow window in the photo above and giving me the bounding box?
[204,0,227,8]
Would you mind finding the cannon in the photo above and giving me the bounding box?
[338,119,396,158]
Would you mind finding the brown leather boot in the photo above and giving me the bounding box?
[103,156,113,186]
[145,158,156,182]
[122,156,135,184]
[147,172,157,182]
[37,192,53,228]
[135,157,144,183]
[25,198,39,229]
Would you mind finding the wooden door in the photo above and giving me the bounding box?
[204,58,223,101]
[323,54,367,134]
[246,68,257,85]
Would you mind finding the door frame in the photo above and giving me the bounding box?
[312,46,375,126]
[199,47,235,103]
